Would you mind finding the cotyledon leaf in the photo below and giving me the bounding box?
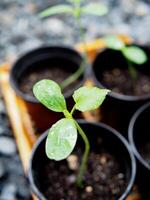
[46,118,77,161]
[73,86,110,112]
[81,3,108,16]
[39,5,73,18]
[33,79,66,112]
[122,46,148,65]
[104,35,125,50]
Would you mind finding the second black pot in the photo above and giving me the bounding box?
[91,45,150,136]
[29,120,136,200]
[10,46,83,133]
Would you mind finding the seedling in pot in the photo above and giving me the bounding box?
[39,0,108,90]
[104,35,148,80]
[33,79,109,187]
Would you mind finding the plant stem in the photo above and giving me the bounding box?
[60,2,89,90]
[76,12,89,61]
[127,59,138,80]
[74,120,90,187]
[61,60,86,90]
[121,50,138,80]
[70,105,76,115]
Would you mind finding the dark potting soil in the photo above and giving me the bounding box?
[19,67,81,97]
[40,148,126,200]
[101,68,150,96]
[140,142,150,166]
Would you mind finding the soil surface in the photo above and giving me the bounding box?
[101,68,150,96]
[140,142,150,166]
[19,67,81,97]
[40,148,126,200]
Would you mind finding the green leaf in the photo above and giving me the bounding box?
[67,0,82,3]
[46,118,77,161]
[122,46,148,65]
[39,5,73,18]
[104,35,125,50]
[73,86,110,112]
[33,79,66,112]
[81,3,108,16]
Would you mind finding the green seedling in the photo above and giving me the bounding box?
[39,0,108,89]
[104,35,148,80]
[33,79,109,187]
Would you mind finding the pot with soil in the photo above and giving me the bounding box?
[10,46,83,133]
[128,102,150,198]
[29,120,136,200]
[91,44,150,136]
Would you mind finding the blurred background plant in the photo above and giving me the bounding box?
[1,0,150,65]
[104,35,148,80]
[39,0,108,89]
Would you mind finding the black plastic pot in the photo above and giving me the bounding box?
[10,46,83,133]
[128,102,150,199]
[28,120,136,200]
[91,45,150,136]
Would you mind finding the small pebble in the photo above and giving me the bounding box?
[0,101,6,114]
[1,183,17,200]
[118,173,124,179]
[13,175,30,198]
[85,186,93,193]
[0,126,5,135]
[112,69,121,76]
[143,84,150,92]
[0,136,16,156]
[44,18,66,34]
[135,2,149,16]
[67,155,78,170]
[67,175,76,184]
[100,156,107,165]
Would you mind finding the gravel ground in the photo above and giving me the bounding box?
[0,0,150,199]
[0,0,150,64]
[0,92,31,200]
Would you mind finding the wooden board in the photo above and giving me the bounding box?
[0,36,141,200]
[0,65,37,200]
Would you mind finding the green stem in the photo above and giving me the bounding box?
[76,13,89,61]
[70,105,76,115]
[61,60,86,90]
[74,120,90,187]
[127,59,138,80]
[60,3,89,90]
[121,50,138,80]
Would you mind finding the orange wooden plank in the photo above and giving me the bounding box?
[0,65,36,172]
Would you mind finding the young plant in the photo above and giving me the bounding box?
[104,35,148,80]
[39,0,108,89]
[33,79,109,187]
